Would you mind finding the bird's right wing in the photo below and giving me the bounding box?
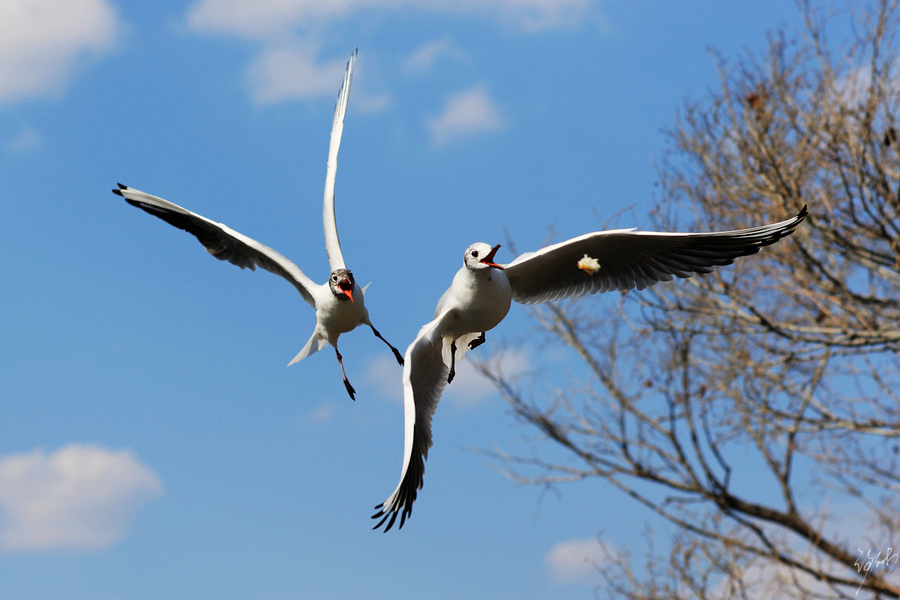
[113,184,318,309]
[504,206,807,304]
[322,49,357,273]
[372,310,452,532]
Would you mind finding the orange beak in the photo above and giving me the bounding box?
[339,279,354,302]
[481,244,504,270]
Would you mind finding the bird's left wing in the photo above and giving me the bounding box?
[322,49,357,273]
[372,310,452,531]
[113,184,319,309]
[504,206,807,305]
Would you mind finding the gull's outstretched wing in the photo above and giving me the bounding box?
[504,206,807,305]
[113,184,318,308]
[372,311,452,531]
[322,49,357,273]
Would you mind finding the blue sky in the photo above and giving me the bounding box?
[1,1,808,598]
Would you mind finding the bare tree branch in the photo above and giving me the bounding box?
[481,1,900,598]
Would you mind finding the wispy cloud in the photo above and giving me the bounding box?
[0,0,120,105]
[366,354,404,400]
[710,559,848,599]
[246,43,349,104]
[4,124,42,153]
[353,91,393,113]
[405,37,465,75]
[365,347,530,407]
[185,0,601,104]
[545,537,605,583]
[714,501,899,598]
[428,86,506,146]
[0,445,162,552]
[445,348,530,407]
[309,402,337,423]
[187,0,595,38]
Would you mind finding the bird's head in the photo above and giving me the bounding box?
[329,268,356,302]
[464,243,504,271]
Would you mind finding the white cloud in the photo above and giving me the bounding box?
[186,0,600,105]
[405,37,465,74]
[428,86,506,146]
[4,124,42,153]
[353,91,393,113]
[366,354,403,400]
[712,559,846,599]
[310,402,337,423]
[365,347,530,407]
[445,347,530,407]
[246,44,349,104]
[187,0,595,38]
[443,360,493,405]
[545,537,605,582]
[0,445,162,551]
[244,44,393,107]
[0,0,120,105]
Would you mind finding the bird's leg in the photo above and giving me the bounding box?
[370,324,404,366]
[448,340,457,384]
[335,347,356,400]
[468,332,486,351]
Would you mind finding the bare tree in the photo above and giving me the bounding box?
[482,1,900,598]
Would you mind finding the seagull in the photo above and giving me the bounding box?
[112,50,403,400]
[372,206,808,530]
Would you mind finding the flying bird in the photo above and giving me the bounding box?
[113,50,403,400]
[372,206,808,530]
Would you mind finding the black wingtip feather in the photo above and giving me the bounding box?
[372,510,397,532]
[111,188,123,197]
[372,501,410,532]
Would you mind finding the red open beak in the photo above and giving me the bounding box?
[339,280,354,302]
[480,244,504,270]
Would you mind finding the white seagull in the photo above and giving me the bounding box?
[373,206,808,530]
[113,50,403,400]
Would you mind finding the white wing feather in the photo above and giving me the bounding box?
[322,50,357,273]
[372,310,452,531]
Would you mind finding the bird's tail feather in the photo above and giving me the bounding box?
[441,331,481,368]
[288,332,328,366]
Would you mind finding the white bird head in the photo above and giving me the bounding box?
[464,243,504,271]
[328,268,356,302]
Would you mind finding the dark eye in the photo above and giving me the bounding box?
[472,250,479,258]
[331,275,338,281]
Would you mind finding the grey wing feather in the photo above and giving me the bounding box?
[113,184,318,309]
[372,313,450,532]
[504,206,807,305]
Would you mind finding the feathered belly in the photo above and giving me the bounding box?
[320,301,365,336]
[445,284,511,339]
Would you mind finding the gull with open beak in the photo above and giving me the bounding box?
[373,206,808,530]
[112,50,403,400]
